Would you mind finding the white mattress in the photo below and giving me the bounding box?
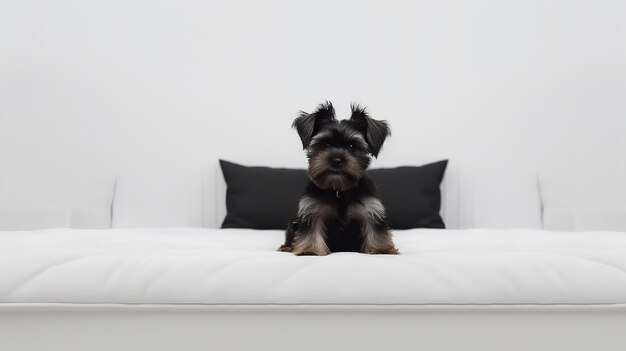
[2,228,626,305]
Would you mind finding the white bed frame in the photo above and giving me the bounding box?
[2,303,626,351]
[5,167,624,351]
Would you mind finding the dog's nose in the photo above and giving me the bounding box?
[330,157,344,168]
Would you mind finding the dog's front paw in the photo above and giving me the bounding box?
[295,251,323,256]
[366,246,399,255]
[291,247,329,256]
[278,245,293,252]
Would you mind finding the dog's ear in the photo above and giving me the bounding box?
[349,103,390,157]
[292,101,336,149]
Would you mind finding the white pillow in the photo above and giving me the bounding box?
[0,206,72,230]
[0,177,116,231]
[540,175,626,231]
[543,206,626,231]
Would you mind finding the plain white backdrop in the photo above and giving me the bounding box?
[1,0,624,228]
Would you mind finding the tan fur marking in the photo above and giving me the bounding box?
[292,201,334,256]
[292,220,329,256]
[348,198,398,255]
[361,197,386,222]
[361,222,398,254]
[297,196,318,224]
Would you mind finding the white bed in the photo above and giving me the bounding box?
[2,227,626,350]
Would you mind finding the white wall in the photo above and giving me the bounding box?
[1,0,624,228]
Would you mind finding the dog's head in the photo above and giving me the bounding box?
[292,101,390,191]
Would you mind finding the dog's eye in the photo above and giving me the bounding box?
[324,143,330,149]
[349,144,354,149]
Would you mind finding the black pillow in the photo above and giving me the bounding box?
[367,160,447,229]
[220,159,447,230]
[220,160,308,229]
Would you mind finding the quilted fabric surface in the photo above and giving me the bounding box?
[2,228,626,305]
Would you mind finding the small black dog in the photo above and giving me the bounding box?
[279,102,398,255]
